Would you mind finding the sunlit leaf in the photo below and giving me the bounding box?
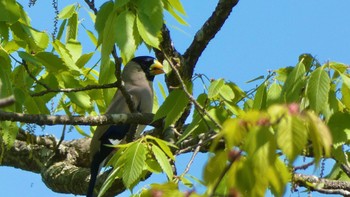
[57,3,76,19]
[0,0,20,23]
[208,78,224,99]
[123,142,147,188]
[152,144,173,180]
[307,67,330,113]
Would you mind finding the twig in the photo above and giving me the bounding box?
[294,161,315,171]
[31,82,118,96]
[21,60,51,90]
[181,139,203,176]
[0,96,15,108]
[55,125,66,150]
[163,54,222,130]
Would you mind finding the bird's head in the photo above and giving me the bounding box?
[126,56,165,82]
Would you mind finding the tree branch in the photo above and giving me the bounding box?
[0,111,160,127]
[183,0,239,79]
[0,96,15,108]
[294,173,350,196]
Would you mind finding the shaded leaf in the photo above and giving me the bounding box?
[152,144,173,180]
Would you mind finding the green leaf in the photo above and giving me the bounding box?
[307,67,330,113]
[266,81,282,106]
[66,39,82,62]
[305,111,332,163]
[219,84,235,101]
[100,9,119,72]
[115,10,137,63]
[58,3,76,19]
[0,0,20,23]
[98,167,121,197]
[35,52,67,72]
[24,96,50,114]
[66,12,78,42]
[167,0,186,15]
[135,0,163,49]
[147,135,176,160]
[208,78,224,99]
[95,1,114,46]
[252,83,267,110]
[123,142,147,188]
[114,0,130,8]
[66,91,91,110]
[52,40,81,75]
[157,82,167,100]
[282,62,306,102]
[267,158,290,196]
[76,52,94,68]
[276,115,307,162]
[163,0,188,26]
[0,121,18,148]
[153,89,190,128]
[203,151,227,186]
[152,144,173,180]
[328,112,350,148]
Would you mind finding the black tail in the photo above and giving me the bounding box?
[87,154,101,197]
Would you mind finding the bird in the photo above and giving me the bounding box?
[87,56,164,197]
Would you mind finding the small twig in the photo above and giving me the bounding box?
[294,161,315,171]
[181,139,203,176]
[55,125,66,150]
[31,82,118,96]
[176,132,218,154]
[21,60,51,90]
[0,96,15,108]
[163,54,222,130]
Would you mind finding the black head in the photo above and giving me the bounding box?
[131,56,164,81]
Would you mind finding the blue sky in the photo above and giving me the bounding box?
[1,0,350,196]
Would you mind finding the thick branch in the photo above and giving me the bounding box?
[0,111,160,127]
[183,0,239,79]
[294,173,350,196]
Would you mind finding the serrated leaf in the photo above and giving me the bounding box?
[163,0,188,26]
[276,115,307,162]
[123,142,147,188]
[0,121,18,148]
[76,52,94,68]
[35,52,67,72]
[306,111,332,163]
[328,112,350,148]
[148,136,176,160]
[58,3,76,19]
[153,89,189,128]
[0,0,20,23]
[115,10,137,63]
[282,62,306,102]
[208,78,224,99]
[168,0,186,15]
[152,145,173,180]
[52,40,82,75]
[307,67,330,113]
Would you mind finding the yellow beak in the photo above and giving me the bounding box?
[149,60,165,75]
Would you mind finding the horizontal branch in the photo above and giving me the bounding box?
[294,173,350,196]
[0,96,15,108]
[0,111,159,126]
[31,82,118,97]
